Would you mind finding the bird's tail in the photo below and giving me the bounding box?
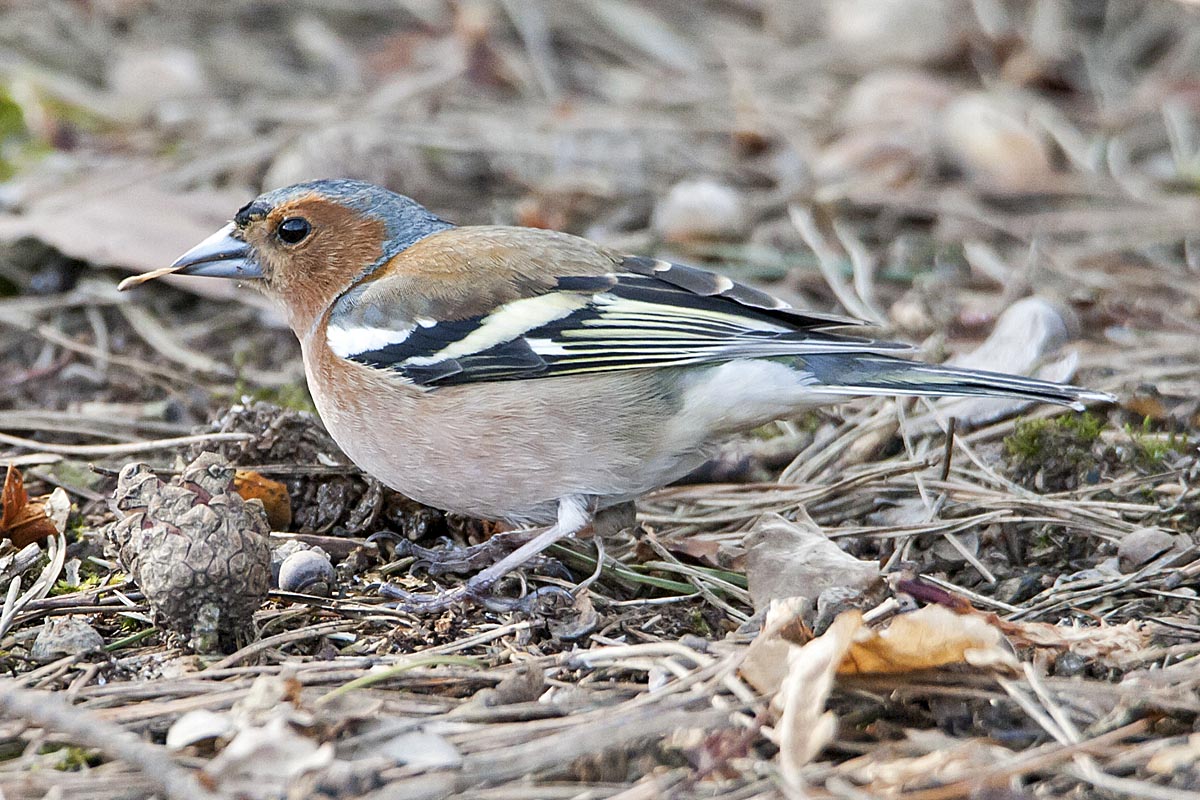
[799,354,1115,411]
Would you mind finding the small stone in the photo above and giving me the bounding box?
[926,530,980,565]
[1118,528,1177,573]
[30,616,104,663]
[1053,651,1089,678]
[277,549,336,597]
[271,539,312,585]
[939,92,1054,190]
[652,179,747,243]
[995,571,1045,606]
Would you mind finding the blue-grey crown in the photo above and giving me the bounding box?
[241,179,454,259]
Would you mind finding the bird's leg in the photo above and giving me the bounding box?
[377,496,593,613]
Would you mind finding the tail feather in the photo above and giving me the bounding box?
[800,354,1115,411]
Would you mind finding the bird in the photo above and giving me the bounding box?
[119,178,1115,612]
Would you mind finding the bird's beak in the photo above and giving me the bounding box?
[169,223,262,279]
[117,223,263,291]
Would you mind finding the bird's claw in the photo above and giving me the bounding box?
[371,531,569,578]
[374,580,575,615]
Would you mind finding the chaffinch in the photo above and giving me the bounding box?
[120,179,1115,611]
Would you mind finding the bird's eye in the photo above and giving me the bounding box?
[277,217,311,245]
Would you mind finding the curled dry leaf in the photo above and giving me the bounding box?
[743,512,880,617]
[740,596,811,696]
[234,469,293,530]
[839,605,1018,674]
[741,599,853,788]
[1,465,69,547]
[742,601,1020,793]
[166,709,235,751]
[774,612,860,791]
[201,716,334,800]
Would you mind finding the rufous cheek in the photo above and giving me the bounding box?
[262,202,390,329]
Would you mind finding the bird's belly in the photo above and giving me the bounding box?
[305,353,698,524]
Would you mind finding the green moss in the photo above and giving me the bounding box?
[0,90,25,181]
[1125,418,1190,471]
[43,744,101,771]
[241,382,316,414]
[50,573,103,597]
[1006,413,1104,460]
[1004,413,1106,491]
[229,350,316,413]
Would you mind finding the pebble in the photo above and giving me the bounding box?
[30,616,104,663]
[1117,527,1178,573]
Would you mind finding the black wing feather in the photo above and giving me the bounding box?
[340,260,903,388]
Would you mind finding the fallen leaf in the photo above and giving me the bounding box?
[996,617,1149,668]
[840,604,1018,674]
[1,466,69,547]
[775,612,860,790]
[743,512,880,616]
[742,601,1020,795]
[0,166,263,304]
[234,469,292,530]
[740,596,812,696]
[202,716,334,799]
[663,534,723,567]
[166,709,235,750]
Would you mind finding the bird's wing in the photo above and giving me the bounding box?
[325,230,910,388]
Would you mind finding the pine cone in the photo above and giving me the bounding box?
[106,452,271,653]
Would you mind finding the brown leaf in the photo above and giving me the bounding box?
[775,611,859,788]
[234,470,293,530]
[839,605,1017,675]
[664,534,723,567]
[1,465,66,547]
[740,597,813,696]
[741,599,852,791]
[0,166,265,304]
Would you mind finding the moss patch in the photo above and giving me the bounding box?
[1004,413,1106,491]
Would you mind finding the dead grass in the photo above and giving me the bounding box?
[3,1,1200,798]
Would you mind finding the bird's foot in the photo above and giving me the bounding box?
[374,496,593,616]
[376,578,573,614]
[369,530,568,578]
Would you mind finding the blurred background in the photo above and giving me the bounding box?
[2,1,1198,337]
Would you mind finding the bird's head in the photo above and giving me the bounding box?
[120,179,452,332]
